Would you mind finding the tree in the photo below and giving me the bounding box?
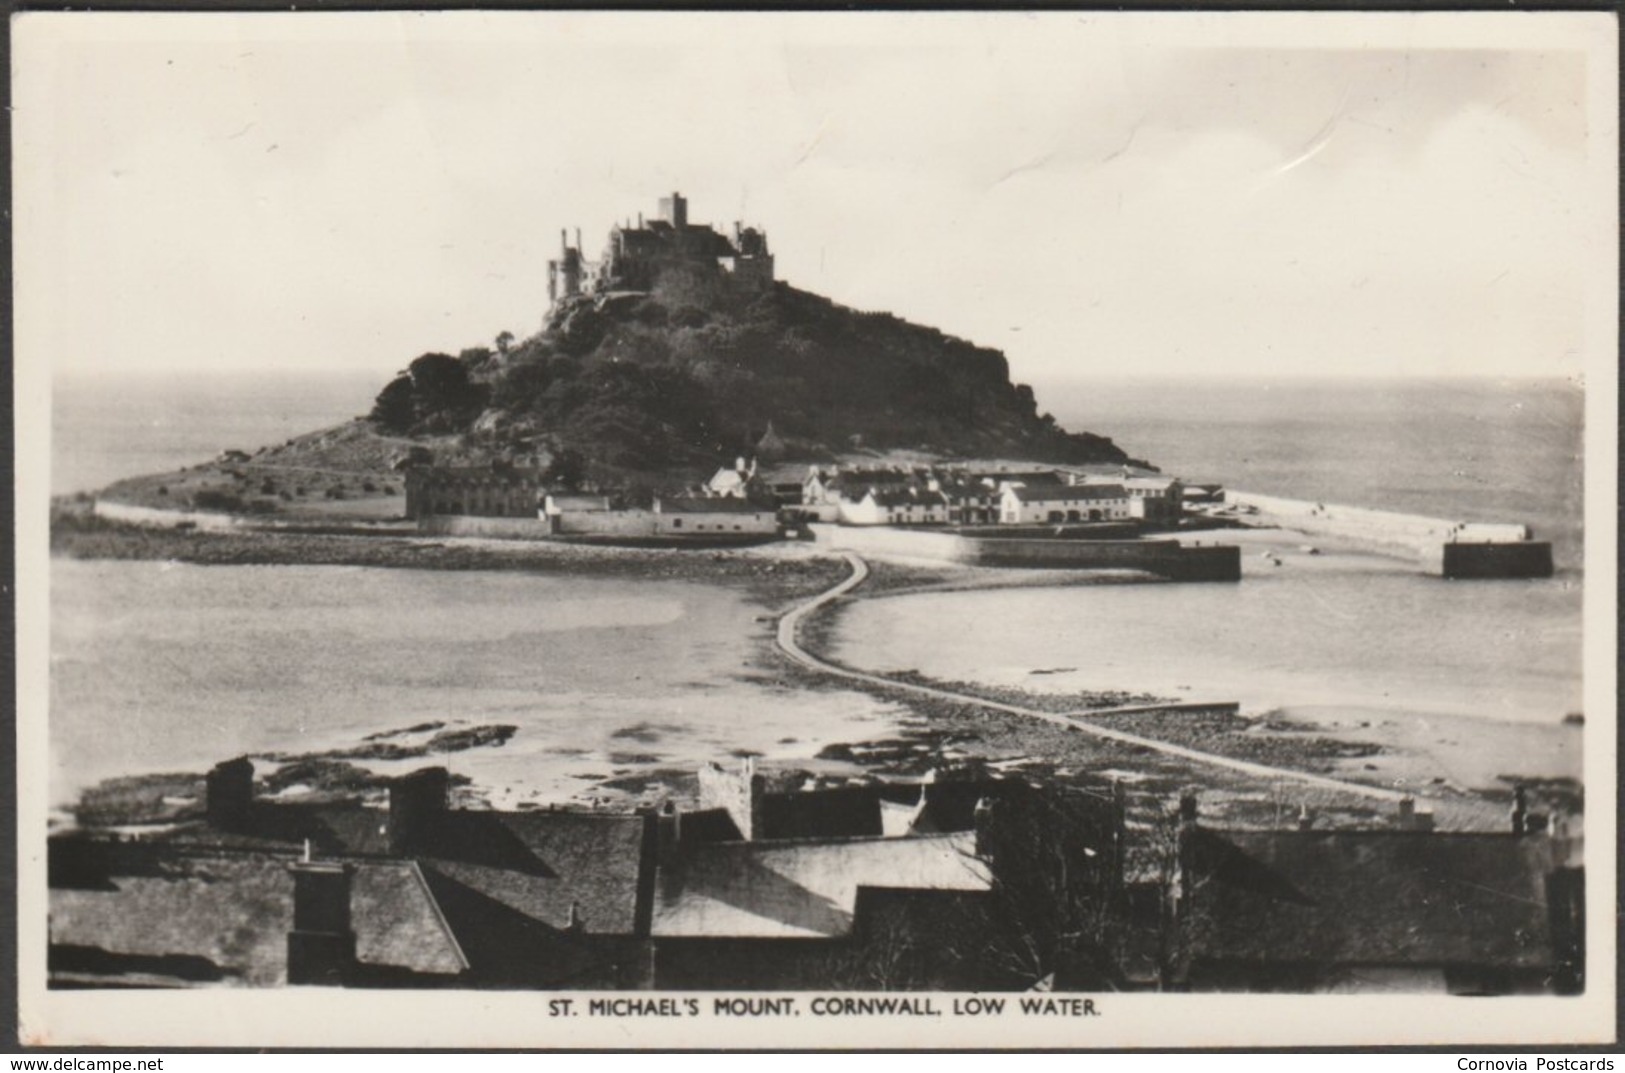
[406,352,488,431]
[369,375,416,433]
[495,330,515,356]
[542,447,586,491]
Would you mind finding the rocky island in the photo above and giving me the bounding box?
[71,192,1143,527]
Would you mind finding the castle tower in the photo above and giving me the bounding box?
[548,228,583,304]
[657,192,688,229]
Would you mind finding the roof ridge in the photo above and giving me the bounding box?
[404,859,471,973]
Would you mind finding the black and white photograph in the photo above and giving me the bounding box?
[14,9,1617,1049]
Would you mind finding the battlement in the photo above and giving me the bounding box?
[548,191,774,308]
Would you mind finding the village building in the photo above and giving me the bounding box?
[48,759,1579,995]
[1164,793,1584,995]
[49,764,654,989]
[972,469,1068,492]
[48,759,1057,992]
[930,475,999,526]
[1122,476,1184,524]
[652,496,778,537]
[405,466,546,520]
[999,483,1130,524]
[548,192,774,307]
[540,493,650,537]
[838,486,950,527]
[705,458,757,498]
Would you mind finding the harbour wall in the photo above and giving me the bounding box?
[418,514,775,549]
[91,500,415,536]
[1221,490,1551,578]
[1423,541,1555,580]
[419,515,554,540]
[811,524,1240,581]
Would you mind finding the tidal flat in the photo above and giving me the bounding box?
[49,518,1580,834]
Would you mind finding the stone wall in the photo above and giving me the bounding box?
[417,515,554,540]
[1224,490,1551,577]
[811,525,1240,581]
[1223,491,1531,556]
[551,509,658,538]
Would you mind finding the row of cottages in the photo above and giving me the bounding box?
[998,483,1130,524]
[797,464,1183,529]
[48,756,1584,994]
[404,466,546,520]
[802,466,1022,527]
[997,476,1184,526]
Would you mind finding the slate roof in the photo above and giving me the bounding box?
[974,470,1067,486]
[160,801,653,937]
[1186,830,1561,970]
[758,787,884,841]
[652,832,991,939]
[864,489,947,509]
[546,494,615,513]
[407,811,651,936]
[1005,483,1126,503]
[48,842,467,987]
[655,497,775,515]
[755,464,811,487]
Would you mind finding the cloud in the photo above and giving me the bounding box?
[14,13,1603,381]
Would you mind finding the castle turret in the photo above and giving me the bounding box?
[658,192,688,229]
[548,228,583,305]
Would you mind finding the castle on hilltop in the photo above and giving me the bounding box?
[547,192,775,306]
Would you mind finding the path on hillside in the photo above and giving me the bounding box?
[775,550,1408,804]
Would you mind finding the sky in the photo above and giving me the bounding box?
[14,11,1617,383]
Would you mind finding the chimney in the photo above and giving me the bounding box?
[1511,785,1529,835]
[575,227,582,250]
[973,796,996,862]
[286,859,356,986]
[389,767,450,854]
[1178,791,1199,828]
[560,228,569,253]
[745,757,765,842]
[656,800,682,868]
[1396,797,1436,832]
[696,759,763,841]
[206,757,255,833]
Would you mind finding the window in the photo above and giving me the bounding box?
[672,518,682,529]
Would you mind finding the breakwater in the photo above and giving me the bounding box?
[811,524,1240,581]
[1221,491,1552,578]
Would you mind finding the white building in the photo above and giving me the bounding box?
[838,488,950,527]
[653,497,779,536]
[999,483,1130,524]
[1123,477,1184,524]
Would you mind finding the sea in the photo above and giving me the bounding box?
[44,372,1590,810]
